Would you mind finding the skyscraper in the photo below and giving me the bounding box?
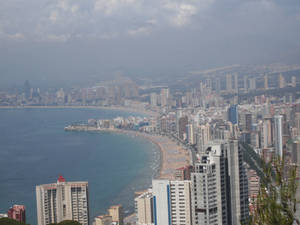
[160,88,170,107]
[249,78,256,90]
[186,123,196,145]
[191,140,249,225]
[274,115,283,157]
[234,73,238,93]
[243,76,248,93]
[291,76,297,87]
[226,74,232,92]
[191,144,227,225]
[8,205,26,223]
[264,75,269,90]
[152,179,192,225]
[150,93,158,106]
[36,176,89,225]
[279,74,286,88]
[245,113,252,132]
[227,140,249,225]
[228,105,238,125]
[135,191,154,225]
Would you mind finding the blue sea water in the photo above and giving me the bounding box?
[0,108,160,225]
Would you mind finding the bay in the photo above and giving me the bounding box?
[0,108,160,225]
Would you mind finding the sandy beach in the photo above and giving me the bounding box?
[66,127,192,180]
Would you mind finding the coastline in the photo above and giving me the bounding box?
[0,105,159,117]
[65,127,192,180]
[86,128,192,223]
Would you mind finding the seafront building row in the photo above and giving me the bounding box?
[2,74,300,225]
[134,139,248,225]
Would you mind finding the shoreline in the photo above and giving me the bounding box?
[65,127,192,180]
[90,128,192,223]
[65,126,192,223]
[0,105,159,117]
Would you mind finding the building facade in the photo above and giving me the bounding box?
[8,205,26,223]
[191,140,249,225]
[36,176,89,225]
[274,115,283,157]
[135,191,154,225]
[152,179,192,225]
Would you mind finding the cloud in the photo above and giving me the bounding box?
[164,2,198,26]
[0,0,299,43]
[94,0,138,15]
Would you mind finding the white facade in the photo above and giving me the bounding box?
[191,140,249,225]
[150,93,157,107]
[135,191,154,225]
[160,88,169,107]
[152,179,192,225]
[36,176,89,225]
[191,144,226,225]
[274,115,283,157]
[152,180,171,225]
[169,180,192,225]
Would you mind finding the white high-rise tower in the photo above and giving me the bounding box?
[36,176,89,225]
[274,115,283,157]
[191,140,249,225]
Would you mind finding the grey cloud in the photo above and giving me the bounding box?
[0,0,299,86]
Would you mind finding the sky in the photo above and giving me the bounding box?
[0,0,300,86]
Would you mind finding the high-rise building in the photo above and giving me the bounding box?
[245,114,252,132]
[160,88,170,107]
[291,76,297,87]
[227,141,249,225]
[243,76,248,93]
[234,73,238,93]
[186,123,196,145]
[215,78,221,93]
[196,124,211,153]
[264,75,269,90]
[36,176,89,225]
[249,78,256,90]
[228,105,238,125]
[226,74,232,92]
[191,140,249,225]
[279,74,286,88]
[135,191,154,225]
[152,179,192,225]
[150,93,158,106]
[108,205,123,225]
[274,115,283,157]
[8,205,26,223]
[191,144,227,225]
[23,80,31,99]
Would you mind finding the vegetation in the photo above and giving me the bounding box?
[0,218,28,225]
[241,142,264,179]
[249,156,299,225]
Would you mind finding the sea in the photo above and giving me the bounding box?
[0,108,160,225]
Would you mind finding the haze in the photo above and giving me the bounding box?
[0,0,300,86]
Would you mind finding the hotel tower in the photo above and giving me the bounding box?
[36,176,89,225]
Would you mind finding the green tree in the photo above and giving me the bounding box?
[0,218,28,225]
[249,156,299,225]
